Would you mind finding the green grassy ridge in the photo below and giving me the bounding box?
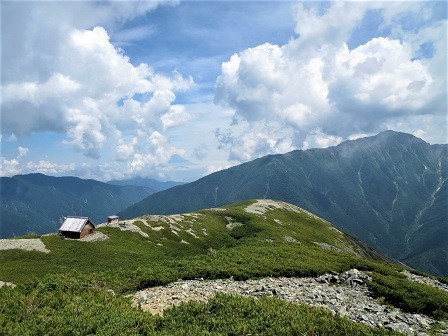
[0,199,382,284]
[2,237,447,321]
[1,199,447,324]
[0,276,401,336]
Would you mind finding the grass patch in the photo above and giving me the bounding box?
[157,293,401,335]
[12,233,42,239]
[368,272,448,320]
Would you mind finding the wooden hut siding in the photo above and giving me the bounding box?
[59,230,82,239]
[80,223,95,238]
[107,215,119,224]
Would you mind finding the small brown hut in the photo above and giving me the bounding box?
[59,216,95,239]
[107,215,119,225]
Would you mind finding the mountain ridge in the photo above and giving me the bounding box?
[107,176,184,192]
[119,131,448,276]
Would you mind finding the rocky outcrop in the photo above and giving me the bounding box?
[134,269,447,335]
[402,270,448,292]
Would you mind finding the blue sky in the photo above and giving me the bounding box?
[1,1,447,182]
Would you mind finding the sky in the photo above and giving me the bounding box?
[1,1,447,182]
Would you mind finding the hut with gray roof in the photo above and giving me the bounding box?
[107,215,119,225]
[59,216,95,239]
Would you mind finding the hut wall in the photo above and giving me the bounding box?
[80,223,95,238]
[60,231,81,239]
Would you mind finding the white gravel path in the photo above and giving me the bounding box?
[0,238,50,253]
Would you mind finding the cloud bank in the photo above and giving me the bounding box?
[215,2,447,162]
[1,1,446,180]
[1,1,192,179]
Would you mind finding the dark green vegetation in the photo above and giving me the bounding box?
[0,279,401,336]
[369,272,448,320]
[0,173,153,238]
[0,278,401,336]
[108,176,183,192]
[1,200,447,335]
[120,131,448,277]
[1,200,392,285]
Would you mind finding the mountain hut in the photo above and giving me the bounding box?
[59,216,95,239]
[107,215,119,225]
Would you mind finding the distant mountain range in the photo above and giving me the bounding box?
[107,177,184,192]
[119,131,448,277]
[0,174,154,238]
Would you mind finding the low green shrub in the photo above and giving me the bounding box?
[156,293,401,335]
[368,272,448,320]
[0,278,400,336]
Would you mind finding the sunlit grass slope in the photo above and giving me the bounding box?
[1,199,447,332]
[1,199,388,285]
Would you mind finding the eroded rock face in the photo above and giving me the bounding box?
[133,269,448,335]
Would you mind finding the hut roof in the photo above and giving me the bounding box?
[59,216,94,233]
[108,215,119,220]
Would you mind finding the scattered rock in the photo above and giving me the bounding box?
[244,199,329,223]
[186,228,199,238]
[314,242,341,253]
[209,208,226,212]
[225,216,243,230]
[133,269,446,335]
[80,231,109,242]
[107,221,149,237]
[0,281,16,288]
[402,270,448,292]
[283,236,300,244]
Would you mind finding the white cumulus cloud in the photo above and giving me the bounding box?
[1,1,193,178]
[26,161,76,176]
[214,2,447,162]
[2,8,194,174]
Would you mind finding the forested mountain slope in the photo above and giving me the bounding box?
[108,176,183,192]
[1,173,152,238]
